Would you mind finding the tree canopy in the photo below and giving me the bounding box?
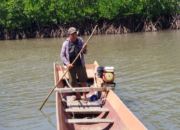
[0,0,180,30]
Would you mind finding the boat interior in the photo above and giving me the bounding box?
[55,63,115,119]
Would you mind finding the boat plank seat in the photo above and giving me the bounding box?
[66,96,101,108]
[64,108,109,114]
[65,119,114,124]
[87,100,100,107]
[66,96,82,108]
[54,87,115,93]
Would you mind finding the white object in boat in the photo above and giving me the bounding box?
[104,66,114,72]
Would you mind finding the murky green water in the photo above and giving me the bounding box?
[0,30,180,130]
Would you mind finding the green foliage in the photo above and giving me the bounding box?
[0,0,29,30]
[0,0,180,30]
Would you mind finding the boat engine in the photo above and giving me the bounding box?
[97,66,115,83]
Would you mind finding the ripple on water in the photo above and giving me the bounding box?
[1,31,180,130]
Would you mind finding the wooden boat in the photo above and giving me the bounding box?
[54,61,147,130]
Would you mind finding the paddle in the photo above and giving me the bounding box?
[39,25,98,110]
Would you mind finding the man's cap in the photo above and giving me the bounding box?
[68,27,77,35]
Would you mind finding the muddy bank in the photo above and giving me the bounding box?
[0,14,180,40]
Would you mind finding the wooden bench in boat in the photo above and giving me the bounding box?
[54,86,115,93]
[66,95,101,108]
[64,108,109,114]
[65,119,114,124]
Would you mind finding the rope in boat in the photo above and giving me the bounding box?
[59,65,72,88]
[59,65,69,104]
[59,65,75,118]
[102,83,108,105]
[93,68,97,87]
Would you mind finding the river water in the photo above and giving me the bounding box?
[0,30,180,130]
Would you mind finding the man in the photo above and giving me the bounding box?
[61,27,88,102]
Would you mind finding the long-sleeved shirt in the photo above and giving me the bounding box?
[61,37,87,67]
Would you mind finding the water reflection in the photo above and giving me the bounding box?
[40,110,56,128]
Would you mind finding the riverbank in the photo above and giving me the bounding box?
[0,14,180,40]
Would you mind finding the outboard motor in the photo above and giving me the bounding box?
[97,66,115,83]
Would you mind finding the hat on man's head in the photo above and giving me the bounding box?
[68,27,77,35]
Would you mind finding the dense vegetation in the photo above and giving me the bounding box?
[0,0,180,39]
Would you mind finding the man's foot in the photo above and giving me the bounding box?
[72,96,81,101]
[82,98,88,103]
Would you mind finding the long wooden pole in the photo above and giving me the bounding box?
[39,25,98,110]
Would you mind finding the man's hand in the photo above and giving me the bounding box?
[67,64,74,69]
[83,44,87,52]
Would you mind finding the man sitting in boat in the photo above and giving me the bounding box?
[61,27,88,102]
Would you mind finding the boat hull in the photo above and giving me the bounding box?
[54,62,147,130]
